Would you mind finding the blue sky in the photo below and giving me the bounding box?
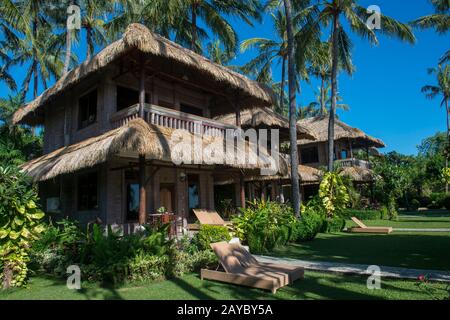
[1,0,449,155]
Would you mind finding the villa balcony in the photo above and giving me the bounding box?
[110,103,237,137]
[335,158,371,169]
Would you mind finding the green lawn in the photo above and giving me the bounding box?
[1,272,448,300]
[271,214,450,271]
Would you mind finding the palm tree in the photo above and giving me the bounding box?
[184,0,262,54]
[283,0,302,217]
[240,9,288,111]
[301,0,415,171]
[411,0,449,65]
[422,64,450,191]
[0,47,16,91]
[411,0,449,34]
[80,0,111,61]
[206,39,235,65]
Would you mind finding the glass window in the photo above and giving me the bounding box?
[341,149,348,159]
[79,89,97,129]
[301,146,319,164]
[126,183,139,221]
[188,174,200,220]
[77,172,98,211]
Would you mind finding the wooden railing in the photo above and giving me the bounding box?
[110,104,237,137]
[336,158,371,169]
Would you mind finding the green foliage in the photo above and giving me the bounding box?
[340,209,383,220]
[232,200,298,253]
[321,216,346,233]
[319,171,350,217]
[294,208,323,242]
[0,166,45,288]
[192,225,231,251]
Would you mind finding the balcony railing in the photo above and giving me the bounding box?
[110,103,237,137]
[335,158,371,169]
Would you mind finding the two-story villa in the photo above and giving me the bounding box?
[12,24,282,231]
[297,115,385,184]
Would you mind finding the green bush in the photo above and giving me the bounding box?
[0,166,46,288]
[294,209,323,242]
[340,209,382,220]
[407,199,421,211]
[441,194,450,210]
[322,216,346,233]
[428,193,446,209]
[172,250,218,276]
[192,225,231,251]
[232,200,298,253]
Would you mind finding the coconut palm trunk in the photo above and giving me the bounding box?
[279,56,286,111]
[283,0,301,217]
[446,98,449,193]
[63,0,74,75]
[328,13,340,172]
[86,27,93,61]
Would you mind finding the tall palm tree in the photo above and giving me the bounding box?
[422,64,450,191]
[206,39,235,65]
[301,0,415,171]
[0,47,16,91]
[80,0,112,61]
[283,0,302,217]
[240,9,288,111]
[184,0,262,54]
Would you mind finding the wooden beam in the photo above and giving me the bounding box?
[138,154,147,224]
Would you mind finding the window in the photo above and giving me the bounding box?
[77,172,98,211]
[180,104,203,117]
[301,146,319,164]
[117,86,150,111]
[341,149,348,159]
[78,89,97,129]
[125,170,139,221]
[187,174,200,221]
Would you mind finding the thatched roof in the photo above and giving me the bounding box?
[213,107,316,141]
[214,164,322,186]
[13,23,273,125]
[339,166,376,183]
[21,119,279,182]
[297,115,385,148]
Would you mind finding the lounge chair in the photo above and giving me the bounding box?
[200,242,304,294]
[188,209,232,230]
[347,217,393,234]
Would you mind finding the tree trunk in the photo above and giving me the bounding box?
[279,56,286,113]
[2,264,13,289]
[63,1,74,74]
[284,0,301,217]
[328,14,340,172]
[446,98,449,193]
[86,27,93,61]
[320,76,326,115]
[138,57,147,224]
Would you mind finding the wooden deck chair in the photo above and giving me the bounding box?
[200,242,304,294]
[189,209,232,230]
[347,217,393,234]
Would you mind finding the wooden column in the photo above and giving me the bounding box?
[235,93,246,209]
[138,57,147,224]
[349,139,353,159]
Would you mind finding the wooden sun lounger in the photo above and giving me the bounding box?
[189,209,232,230]
[200,242,304,293]
[347,217,393,234]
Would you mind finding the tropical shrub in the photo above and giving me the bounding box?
[407,199,421,211]
[322,216,346,233]
[340,209,383,220]
[294,208,323,242]
[171,250,218,276]
[319,171,350,217]
[232,200,297,253]
[0,166,46,288]
[192,225,231,251]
